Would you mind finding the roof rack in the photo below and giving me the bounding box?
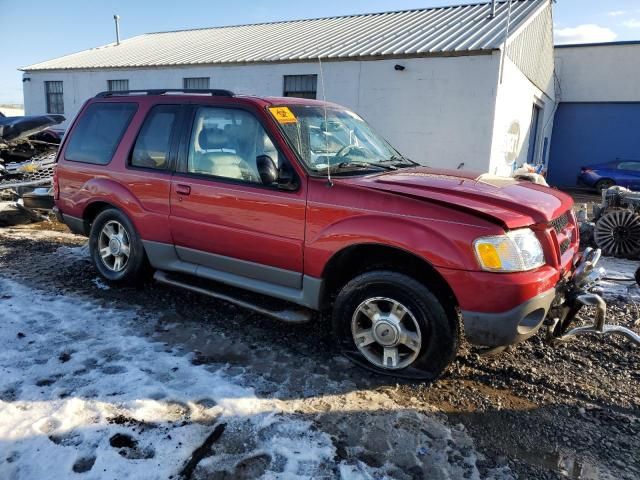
[94,89,235,98]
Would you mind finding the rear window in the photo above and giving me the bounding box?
[65,102,137,165]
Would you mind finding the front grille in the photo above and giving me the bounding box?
[549,212,569,234]
[549,211,574,258]
[0,152,55,190]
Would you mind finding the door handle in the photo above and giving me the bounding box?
[176,184,191,196]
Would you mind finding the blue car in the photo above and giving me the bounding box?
[578,160,640,191]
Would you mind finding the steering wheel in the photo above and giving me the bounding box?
[333,144,370,162]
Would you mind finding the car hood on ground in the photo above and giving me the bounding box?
[0,114,65,143]
[344,167,573,229]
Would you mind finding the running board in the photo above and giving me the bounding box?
[153,271,313,324]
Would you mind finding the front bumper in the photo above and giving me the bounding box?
[462,288,556,347]
[461,247,640,349]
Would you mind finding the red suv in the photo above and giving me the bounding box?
[54,89,578,379]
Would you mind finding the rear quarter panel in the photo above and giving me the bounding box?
[55,99,173,243]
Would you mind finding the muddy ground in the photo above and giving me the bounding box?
[0,219,638,479]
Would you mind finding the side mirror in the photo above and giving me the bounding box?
[256,155,278,185]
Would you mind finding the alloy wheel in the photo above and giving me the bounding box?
[351,297,422,370]
[97,220,131,272]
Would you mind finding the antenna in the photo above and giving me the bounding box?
[318,56,333,187]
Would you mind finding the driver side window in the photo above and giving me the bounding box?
[188,107,279,184]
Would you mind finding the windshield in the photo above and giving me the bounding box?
[271,105,416,174]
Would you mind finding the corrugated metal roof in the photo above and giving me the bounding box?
[22,1,544,71]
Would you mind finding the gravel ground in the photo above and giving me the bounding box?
[0,219,638,479]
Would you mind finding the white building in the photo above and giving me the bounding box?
[21,0,555,175]
[549,41,640,186]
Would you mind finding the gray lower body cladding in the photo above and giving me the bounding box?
[462,288,556,347]
[59,212,87,235]
[142,240,324,310]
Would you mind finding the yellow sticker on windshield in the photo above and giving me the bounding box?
[269,106,297,124]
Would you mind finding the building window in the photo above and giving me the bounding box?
[45,81,64,114]
[283,75,317,99]
[183,77,210,90]
[108,79,129,92]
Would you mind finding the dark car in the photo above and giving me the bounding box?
[578,160,640,191]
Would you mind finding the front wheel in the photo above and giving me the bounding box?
[89,208,148,284]
[332,271,458,380]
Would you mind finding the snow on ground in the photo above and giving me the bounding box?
[597,256,640,302]
[56,243,90,259]
[0,278,338,479]
[0,276,507,480]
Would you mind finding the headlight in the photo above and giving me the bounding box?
[473,228,545,272]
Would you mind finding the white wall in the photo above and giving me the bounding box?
[23,55,499,171]
[555,43,640,102]
[489,55,556,176]
[356,56,498,172]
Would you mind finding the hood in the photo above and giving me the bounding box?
[0,114,65,143]
[345,167,572,229]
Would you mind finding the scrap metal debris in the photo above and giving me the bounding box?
[0,114,63,193]
[0,114,63,224]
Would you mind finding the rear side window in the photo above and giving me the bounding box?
[618,162,640,171]
[131,105,179,170]
[65,102,137,165]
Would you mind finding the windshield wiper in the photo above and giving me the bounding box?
[379,155,420,167]
[334,161,397,172]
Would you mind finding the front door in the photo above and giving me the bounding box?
[169,105,306,288]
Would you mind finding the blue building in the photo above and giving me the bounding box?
[549,41,640,187]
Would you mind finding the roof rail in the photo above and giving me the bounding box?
[94,89,235,98]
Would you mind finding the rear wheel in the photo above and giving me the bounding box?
[332,270,458,380]
[89,208,148,284]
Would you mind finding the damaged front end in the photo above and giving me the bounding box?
[0,114,64,211]
[546,247,640,346]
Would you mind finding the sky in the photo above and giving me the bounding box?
[1,0,639,104]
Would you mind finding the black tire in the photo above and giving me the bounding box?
[595,179,615,192]
[332,270,458,381]
[89,208,148,284]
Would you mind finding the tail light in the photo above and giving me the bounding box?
[53,165,59,200]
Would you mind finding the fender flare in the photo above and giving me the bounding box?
[308,214,477,275]
[78,178,147,230]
